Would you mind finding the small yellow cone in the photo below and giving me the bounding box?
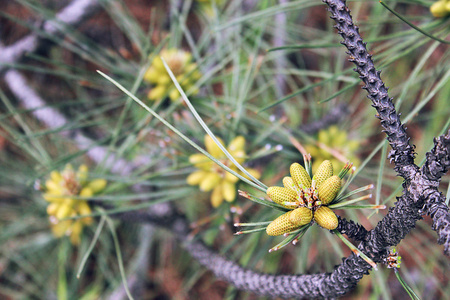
[200,173,221,192]
[143,67,159,82]
[46,203,60,215]
[51,220,72,237]
[148,85,166,100]
[50,171,62,183]
[313,160,333,188]
[222,180,236,202]
[224,171,239,183]
[205,135,225,158]
[290,163,311,189]
[266,211,299,236]
[267,186,298,209]
[70,220,83,245]
[189,154,211,169]
[289,207,313,226]
[282,177,296,190]
[211,184,223,207]
[56,203,73,220]
[314,206,338,230]
[317,175,341,205]
[187,170,209,185]
[169,89,180,101]
[228,136,245,152]
[430,1,450,17]
[79,187,93,198]
[77,201,92,216]
[88,179,107,193]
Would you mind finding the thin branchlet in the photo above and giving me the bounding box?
[301,103,349,134]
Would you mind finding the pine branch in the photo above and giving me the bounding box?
[323,0,418,181]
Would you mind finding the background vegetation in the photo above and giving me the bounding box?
[0,0,449,299]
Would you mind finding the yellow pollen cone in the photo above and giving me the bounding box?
[46,203,59,215]
[267,186,298,209]
[266,211,299,236]
[282,176,296,190]
[148,85,166,100]
[88,179,107,193]
[222,180,236,202]
[430,1,450,17]
[289,207,313,226]
[79,187,93,198]
[224,171,239,183]
[187,170,209,185]
[317,175,341,205]
[200,173,221,192]
[211,185,223,207]
[169,89,180,101]
[78,201,92,216]
[290,163,311,189]
[313,160,333,188]
[56,204,73,220]
[70,221,83,245]
[314,206,338,230]
[205,135,225,158]
[50,171,62,183]
[228,136,245,152]
[52,220,72,237]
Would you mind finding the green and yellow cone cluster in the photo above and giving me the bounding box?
[43,164,106,245]
[144,48,202,101]
[266,160,344,236]
[306,125,360,172]
[187,135,260,207]
[430,0,450,17]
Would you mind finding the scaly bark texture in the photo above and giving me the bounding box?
[323,0,418,181]
[421,131,450,253]
[335,215,368,241]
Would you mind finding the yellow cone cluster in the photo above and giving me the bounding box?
[306,126,359,173]
[430,0,450,17]
[187,135,260,207]
[144,48,202,101]
[43,164,107,245]
[266,160,341,236]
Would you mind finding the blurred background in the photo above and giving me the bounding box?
[0,0,449,299]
